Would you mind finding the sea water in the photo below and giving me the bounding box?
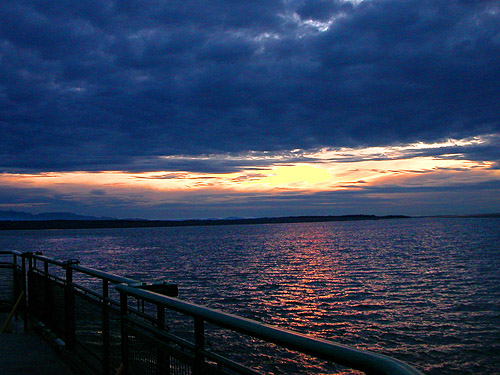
[1,217,499,375]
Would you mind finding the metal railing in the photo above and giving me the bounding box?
[0,250,424,375]
[0,250,25,330]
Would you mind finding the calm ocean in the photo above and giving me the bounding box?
[1,217,499,375]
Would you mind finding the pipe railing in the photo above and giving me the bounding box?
[0,250,424,375]
[116,283,423,375]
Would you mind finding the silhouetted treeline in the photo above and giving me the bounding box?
[0,215,412,231]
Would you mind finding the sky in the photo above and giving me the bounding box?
[1,0,499,220]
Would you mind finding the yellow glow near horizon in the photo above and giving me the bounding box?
[0,137,497,201]
[0,156,495,197]
[244,165,332,187]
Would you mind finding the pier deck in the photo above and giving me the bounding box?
[0,314,79,375]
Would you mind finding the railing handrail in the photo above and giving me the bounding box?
[72,264,139,285]
[116,284,424,375]
[30,252,66,266]
[0,250,424,375]
[19,251,139,285]
[0,250,22,256]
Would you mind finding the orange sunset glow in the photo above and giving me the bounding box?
[1,138,497,202]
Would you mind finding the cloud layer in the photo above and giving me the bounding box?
[1,0,499,173]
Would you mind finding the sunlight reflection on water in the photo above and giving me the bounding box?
[1,217,499,374]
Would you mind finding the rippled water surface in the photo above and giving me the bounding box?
[1,217,499,374]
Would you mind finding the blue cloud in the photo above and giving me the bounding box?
[0,0,499,173]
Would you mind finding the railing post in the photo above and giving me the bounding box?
[12,252,19,306]
[63,260,78,350]
[12,253,19,314]
[28,252,33,270]
[21,252,31,331]
[193,317,205,375]
[156,304,169,375]
[102,279,111,375]
[119,290,129,375]
[43,259,50,325]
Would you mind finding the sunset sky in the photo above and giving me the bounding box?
[1,0,499,219]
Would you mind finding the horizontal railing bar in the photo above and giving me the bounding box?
[73,289,122,314]
[31,268,66,283]
[116,284,423,375]
[72,283,126,308]
[0,250,22,256]
[30,268,67,285]
[128,317,262,375]
[127,306,160,325]
[198,348,263,375]
[72,264,139,285]
[74,286,107,303]
[30,253,65,266]
[125,314,194,351]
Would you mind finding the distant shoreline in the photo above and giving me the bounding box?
[0,213,498,231]
[0,215,411,231]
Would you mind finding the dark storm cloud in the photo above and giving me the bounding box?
[1,0,499,172]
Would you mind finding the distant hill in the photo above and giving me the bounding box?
[423,213,500,218]
[0,213,412,231]
[0,210,115,221]
[1,210,497,231]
